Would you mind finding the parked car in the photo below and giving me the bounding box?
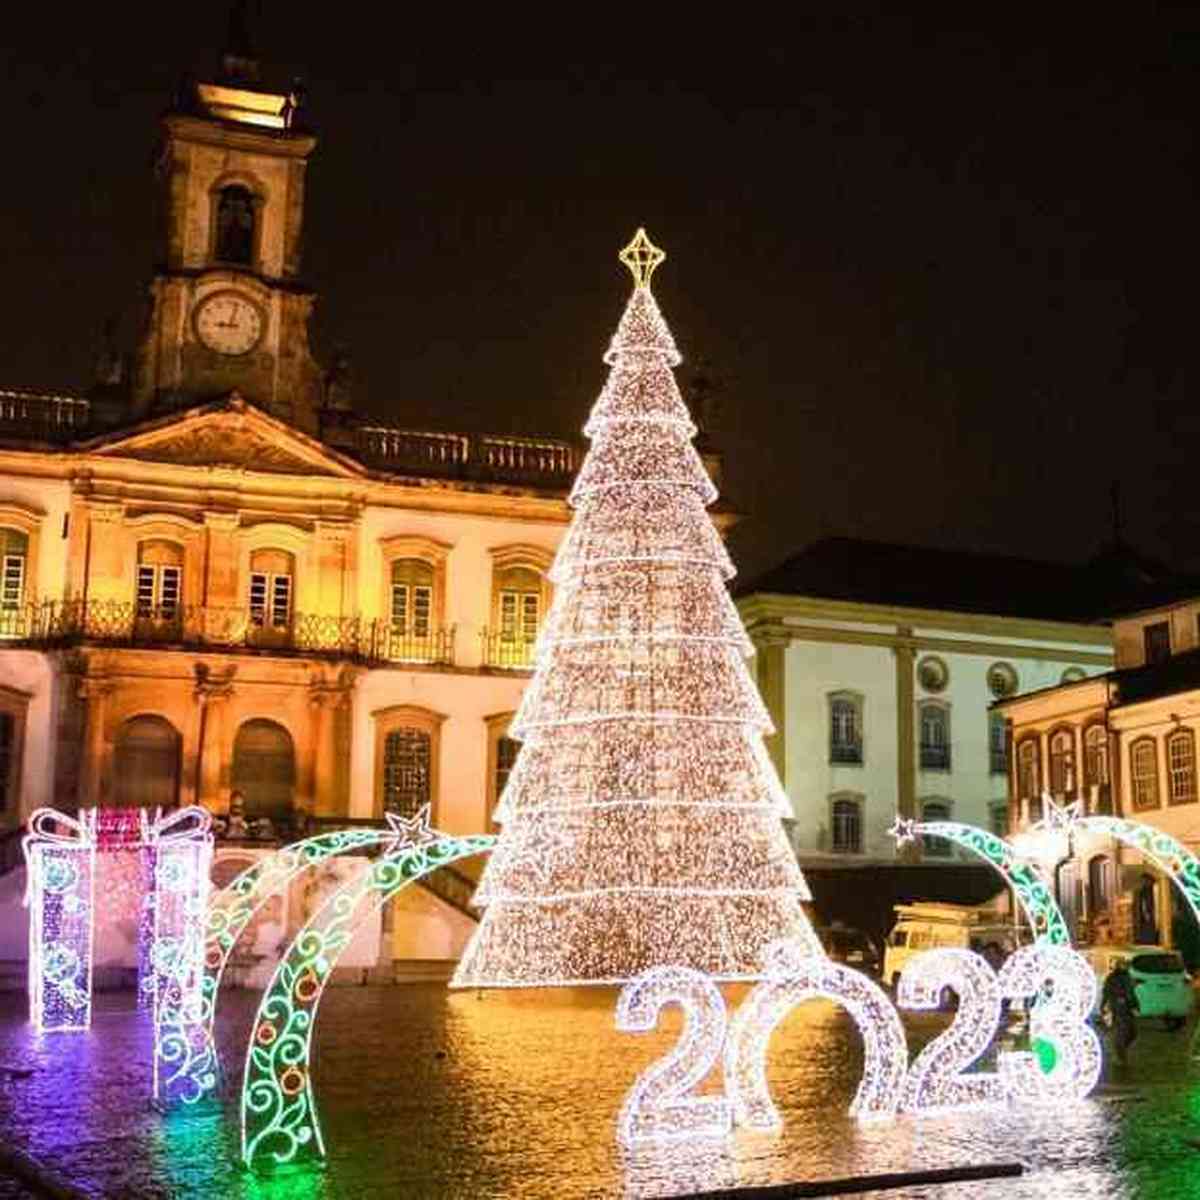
[816,924,880,978]
[883,902,1030,992]
[1082,945,1194,1030]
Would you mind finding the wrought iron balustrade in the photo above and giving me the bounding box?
[0,389,89,442]
[11,600,387,662]
[829,740,863,766]
[355,425,579,488]
[919,743,951,771]
[376,623,456,666]
[481,628,537,669]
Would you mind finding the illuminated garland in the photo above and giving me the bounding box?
[889,817,1069,946]
[453,229,821,989]
[154,826,393,1107]
[1072,815,1200,927]
[241,821,494,1173]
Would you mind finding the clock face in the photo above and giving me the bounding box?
[194,291,264,356]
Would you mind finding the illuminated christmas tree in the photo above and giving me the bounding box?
[452,230,821,988]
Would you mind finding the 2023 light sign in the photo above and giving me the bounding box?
[615,939,1100,1147]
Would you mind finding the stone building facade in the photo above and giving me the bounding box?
[0,49,582,968]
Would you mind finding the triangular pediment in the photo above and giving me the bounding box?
[82,396,364,479]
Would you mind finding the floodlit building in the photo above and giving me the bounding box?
[996,585,1200,947]
[0,40,581,973]
[737,538,1125,883]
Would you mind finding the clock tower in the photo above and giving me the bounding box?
[132,20,324,433]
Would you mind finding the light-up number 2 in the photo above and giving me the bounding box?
[897,948,1005,1113]
[615,966,732,1146]
[998,944,1102,1104]
[725,939,908,1129]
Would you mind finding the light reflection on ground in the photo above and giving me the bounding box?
[0,986,1198,1197]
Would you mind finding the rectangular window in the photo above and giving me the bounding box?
[1144,621,1171,665]
[919,706,951,771]
[250,572,292,627]
[137,564,181,619]
[392,584,432,637]
[1168,733,1196,805]
[989,714,1007,775]
[989,803,1008,838]
[921,802,952,857]
[382,727,431,818]
[831,798,862,854]
[829,697,863,765]
[1,555,24,609]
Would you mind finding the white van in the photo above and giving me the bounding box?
[883,902,1029,990]
[1082,945,1194,1029]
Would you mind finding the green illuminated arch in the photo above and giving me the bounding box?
[155,827,393,1107]
[241,833,494,1172]
[901,820,1070,946]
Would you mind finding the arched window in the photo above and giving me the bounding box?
[493,565,542,668]
[830,795,862,854]
[214,184,256,265]
[1167,728,1197,806]
[828,693,863,764]
[1130,738,1160,811]
[231,720,296,823]
[1017,738,1040,800]
[1088,854,1111,915]
[1083,723,1111,813]
[1048,727,1076,796]
[918,702,950,771]
[921,800,952,857]
[382,727,431,819]
[136,540,183,622]
[0,529,28,611]
[249,548,294,629]
[112,715,180,809]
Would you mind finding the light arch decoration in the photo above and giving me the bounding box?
[888,817,1069,947]
[241,817,493,1171]
[1072,814,1200,925]
[154,823,401,1107]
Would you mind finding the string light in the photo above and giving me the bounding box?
[615,966,732,1145]
[241,830,494,1172]
[452,231,821,989]
[896,948,1004,1114]
[725,939,907,1130]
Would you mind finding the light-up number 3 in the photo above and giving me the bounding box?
[615,966,732,1146]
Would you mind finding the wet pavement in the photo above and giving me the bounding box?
[0,984,1199,1198]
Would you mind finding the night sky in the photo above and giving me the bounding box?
[2,13,1198,582]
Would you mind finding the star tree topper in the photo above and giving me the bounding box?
[619,227,666,290]
[887,815,920,846]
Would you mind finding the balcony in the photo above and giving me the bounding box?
[10,600,384,661]
[376,624,456,667]
[919,743,951,771]
[355,426,579,489]
[0,389,90,443]
[481,628,538,670]
[829,741,863,766]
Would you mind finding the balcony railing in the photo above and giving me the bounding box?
[376,624,456,666]
[919,744,951,771]
[0,389,90,442]
[481,629,537,669]
[356,426,580,488]
[829,741,863,766]
[7,600,395,662]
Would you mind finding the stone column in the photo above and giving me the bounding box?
[893,628,917,863]
[193,664,235,811]
[77,672,114,808]
[753,625,790,788]
[203,512,241,609]
[306,685,331,818]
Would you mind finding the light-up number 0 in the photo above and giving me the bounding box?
[615,966,732,1146]
[725,939,908,1129]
